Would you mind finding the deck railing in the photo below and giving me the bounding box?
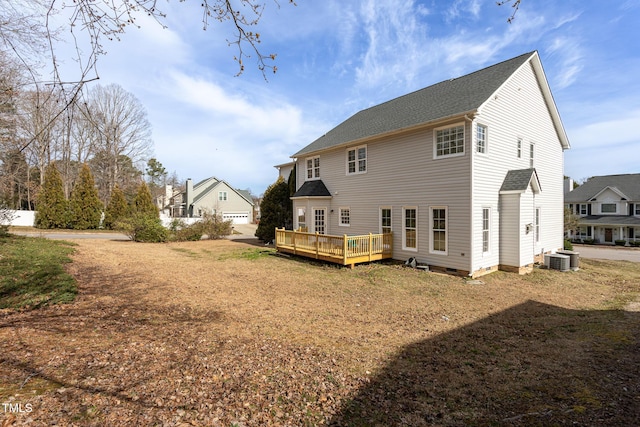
[275,228,393,267]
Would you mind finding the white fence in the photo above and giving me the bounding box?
[2,210,201,229]
[3,210,36,227]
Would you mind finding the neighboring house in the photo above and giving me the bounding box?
[286,51,570,277]
[275,161,296,181]
[169,177,255,224]
[565,174,640,244]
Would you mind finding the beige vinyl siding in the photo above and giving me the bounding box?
[472,61,565,272]
[192,182,253,220]
[297,120,473,271]
[499,194,520,267]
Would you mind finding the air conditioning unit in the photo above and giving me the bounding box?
[545,254,570,272]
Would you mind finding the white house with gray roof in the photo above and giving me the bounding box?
[169,177,254,224]
[287,51,570,276]
[565,174,640,245]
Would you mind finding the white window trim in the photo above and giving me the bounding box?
[346,145,367,175]
[380,206,392,235]
[218,191,228,201]
[635,204,640,216]
[430,206,448,255]
[313,207,326,234]
[476,123,488,154]
[434,123,465,159]
[339,207,351,227]
[517,138,522,158]
[535,207,541,243]
[306,156,320,181]
[402,206,418,252]
[296,207,306,230]
[482,207,491,254]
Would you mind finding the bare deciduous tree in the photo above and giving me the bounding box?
[81,83,152,203]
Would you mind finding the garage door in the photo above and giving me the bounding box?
[222,212,250,224]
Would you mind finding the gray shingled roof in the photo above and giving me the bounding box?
[565,174,640,202]
[578,215,640,226]
[294,52,536,157]
[500,168,540,193]
[292,180,332,198]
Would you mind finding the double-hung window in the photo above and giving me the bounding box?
[347,145,367,174]
[306,156,320,180]
[517,138,522,158]
[297,208,306,230]
[635,204,640,216]
[339,207,351,226]
[482,208,490,253]
[476,124,487,154]
[218,191,228,201]
[430,207,447,254]
[435,124,464,158]
[535,207,541,243]
[530,143,535,168]
[403,207,417,251]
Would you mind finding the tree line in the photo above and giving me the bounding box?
[0,54,159,210]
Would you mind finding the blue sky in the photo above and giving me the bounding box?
[58,0,640,195]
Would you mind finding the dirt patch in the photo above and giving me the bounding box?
[2,239,639,426]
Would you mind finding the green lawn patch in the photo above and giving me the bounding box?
[0,234,77,310]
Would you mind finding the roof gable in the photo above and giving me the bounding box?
[294,52,551,157]
[565,174,640,202]
[500,168,541,194]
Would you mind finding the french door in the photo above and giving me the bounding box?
[314,208,326,234]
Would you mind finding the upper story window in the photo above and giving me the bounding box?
[435,124,464,158]
[517,138,522,158]
[306,156,320,180]
[601,203,616,213]
[529,143,535,168]
[476,124,487,154]
[635,204,640,216]
[347,145,367,174]
[577,203,589,215]
[218,191,228,201]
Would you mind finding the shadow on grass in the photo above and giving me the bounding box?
[329,300,640,426]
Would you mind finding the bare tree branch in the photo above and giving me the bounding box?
[496,0,522,23]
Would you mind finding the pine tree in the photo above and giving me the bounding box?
[69,163,103,229]
[103,184,129,230]
[132,180,158,218]
[255,176,290,242]
[35,164,68,229]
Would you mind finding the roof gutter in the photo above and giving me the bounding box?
[292,109,479,158]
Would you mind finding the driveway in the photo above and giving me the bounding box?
[571,244,640,262]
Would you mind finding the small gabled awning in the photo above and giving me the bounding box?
[499,168,541,194]
[291,180,332,198]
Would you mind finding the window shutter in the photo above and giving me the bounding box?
[630,203,634,216]
[587,204,592,215]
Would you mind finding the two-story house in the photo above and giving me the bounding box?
[565,174,640,245]
[169,177,255,224]
[285,51,570,277]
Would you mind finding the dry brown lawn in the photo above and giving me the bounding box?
[1,238,640,426]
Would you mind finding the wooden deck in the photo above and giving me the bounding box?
[275,228,393,267]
